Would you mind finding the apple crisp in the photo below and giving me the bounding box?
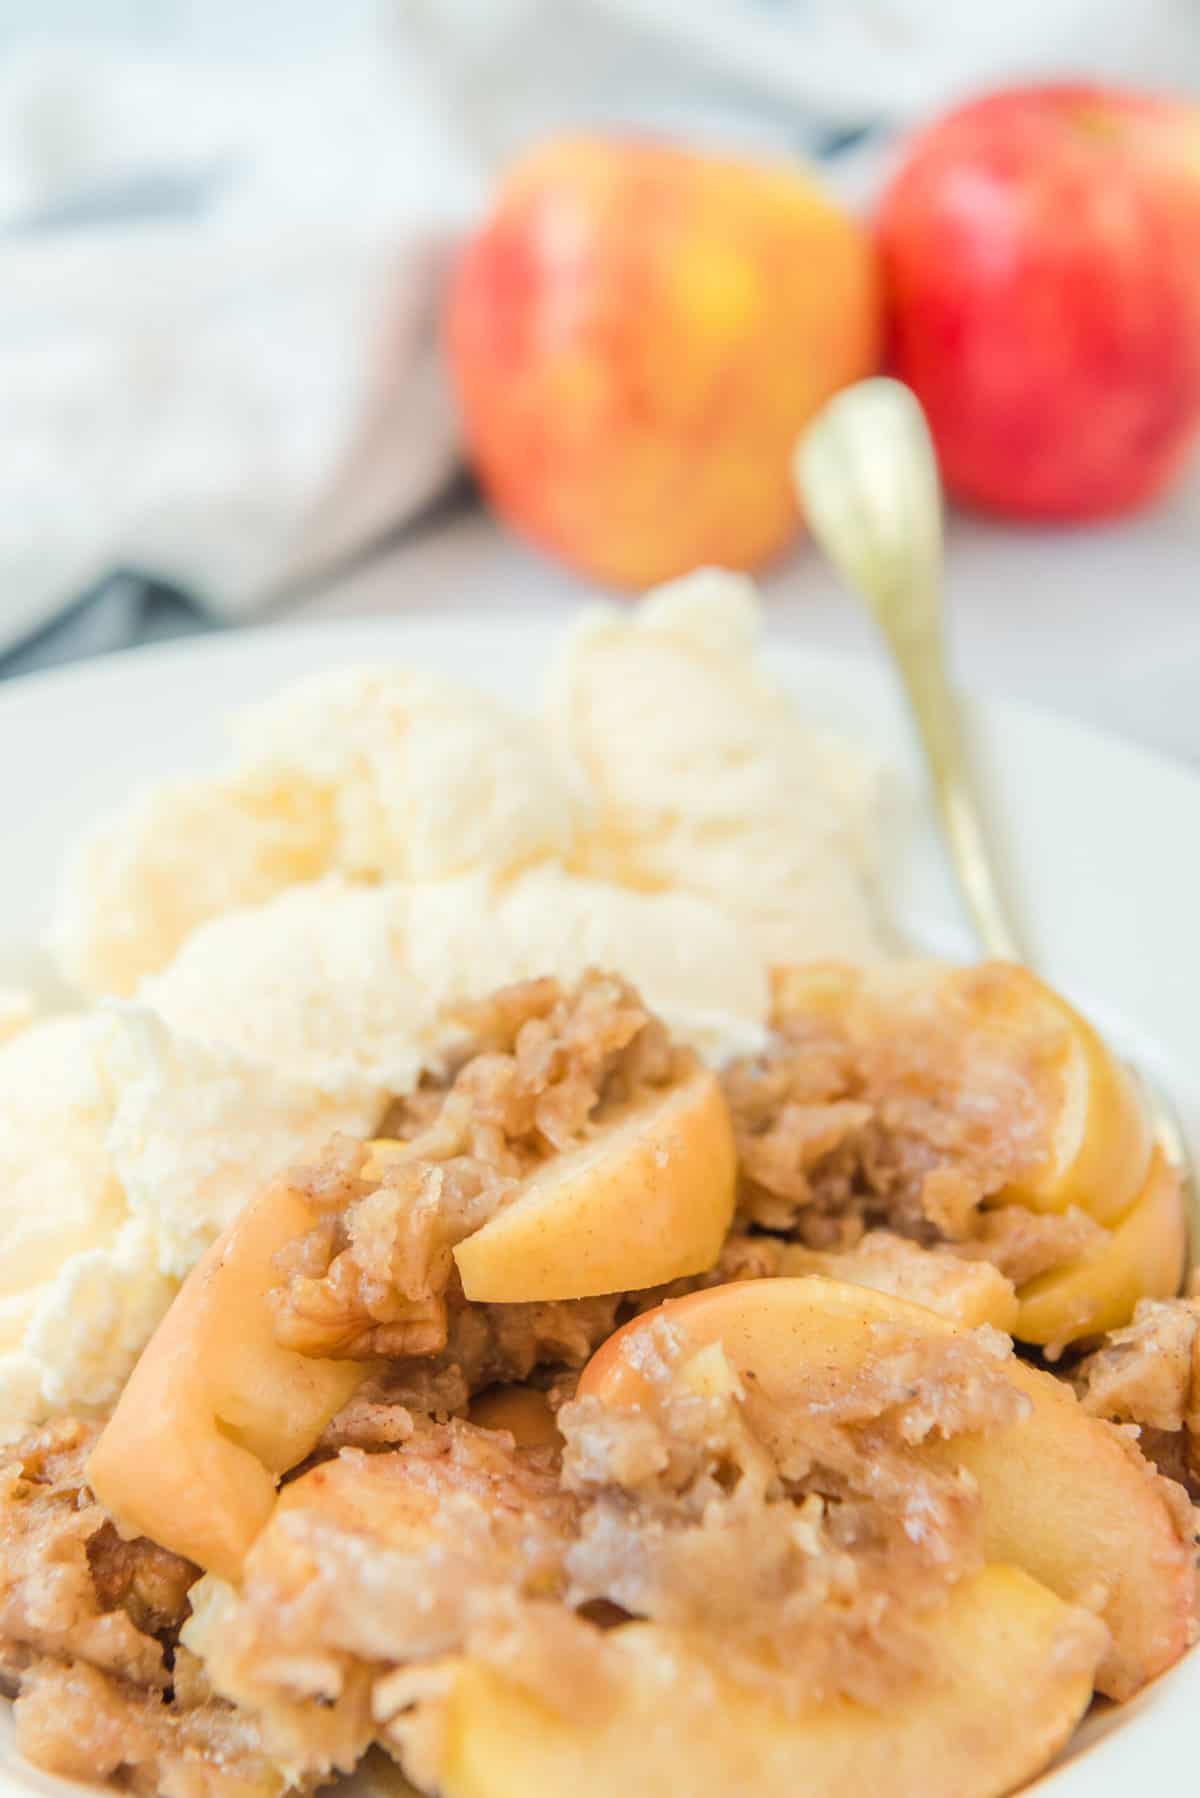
[271,972,682,1361]
[169,1316,1038,1793]
[0,962,1194,1798]
[0,1419,195,1694]
[1076,1296,1200,1496]
[0,1421,279,1798]
[557,1315,1026,1708]
[726,962,1144,1286]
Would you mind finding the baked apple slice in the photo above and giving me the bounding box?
[310,978,737,1321]
[183,1417,577,1790]
[778,1233,1019,1330]
[580,1278,1193,1700]
[772,960,1153,1225]
[439,1567,1103,1798]
[453,1065,735,1302]
[1014,1147,1186,1350]
[87,1178,367,1579]
[468,1385,561,1449]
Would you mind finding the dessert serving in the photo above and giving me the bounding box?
[0,574,1195,1798]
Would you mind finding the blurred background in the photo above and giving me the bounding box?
[3,0,1200,757]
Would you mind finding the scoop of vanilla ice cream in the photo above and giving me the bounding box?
[50,773,336,1000]
[51,666,581,998]
[104,1007,381,1276]
[144,866,767,1087]
[0,1008,379,1440]
[0,1017,127,1319]
[403,866,768,1064]
[0,1014,173,1434]
[235,666,580,884]
[140,878,431,1097]
[13,1218,175,1418]
[549,569,891,966]
[0,988,36,1045]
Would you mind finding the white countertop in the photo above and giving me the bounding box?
[296,457,1200,768]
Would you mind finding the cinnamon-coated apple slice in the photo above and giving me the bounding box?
[773,960,1153,1225]
[89,1064,731,1575]
[1014,1147,1186,1351]
[439,1567,1104,1798]
[1000,979,1151,1222]
[87,1178,366,1579]
[468,1384,561,1450]
[184,1423,576,1791]
[778,1234,1019,1331]
[452,1066,736,1302]
[580,1279,1193,1700]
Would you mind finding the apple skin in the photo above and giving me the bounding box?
[446,136,882,588]
[86,1178,366,1581]
[878,85,1200,520]
[1014,1147,1186,1350]
[581,1279,1194,1700]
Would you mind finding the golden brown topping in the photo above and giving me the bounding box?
[557,1315,1023,1709]
[1076,1297,1200,1497]
[14,1658,279,1798]
[729,960,1160,1349]
[744,962,1071,1240]
[188,1420,579,1787]
[778,1231,1018,1331]
[952,1205,1104,1288]
[579,1277,1195,1703]
[272,973,682,1360]
[313,1292,622,1450]
[0,1418,196,1694]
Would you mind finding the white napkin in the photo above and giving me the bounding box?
[0,38,482,633]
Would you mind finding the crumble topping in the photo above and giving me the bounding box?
[189,1318,1038,1791]
[271,973,680,1361]
[0,1419,274,1797]
[558,1317,1025,1711]
[723,963,1108,1286]
[14,1657,280,1798]
[189,1419,578,1788]
[950,1206,1105,1287]
[778,1229,1017,1325]
[0,1417,195,1693]
[312,1223,800,1453]
[0,960,1194,1796]
[1075,1298,1200,1497]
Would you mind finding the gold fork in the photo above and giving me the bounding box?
[795,375,1198,1276]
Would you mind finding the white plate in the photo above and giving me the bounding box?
[1,614,1198,1798]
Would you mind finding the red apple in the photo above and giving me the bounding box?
[878,85,1200,520]
[445,136,882,589]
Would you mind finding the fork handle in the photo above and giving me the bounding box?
[890,631,1026,965]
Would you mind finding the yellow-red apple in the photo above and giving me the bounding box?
[446,136,882,588]
[879,85,1200,519]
